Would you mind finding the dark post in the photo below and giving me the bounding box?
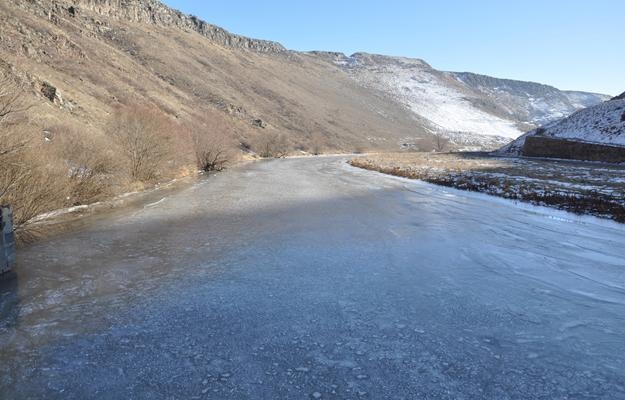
[1,205,16,274]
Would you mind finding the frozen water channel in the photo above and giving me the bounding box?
[1,156,625,399]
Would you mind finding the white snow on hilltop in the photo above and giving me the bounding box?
[340,54,521,141]
[318,52,609,150]
[500,97,625,155]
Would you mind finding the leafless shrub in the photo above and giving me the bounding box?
[50,125,115,205]
[0,75,30,160]
[108,105,173,183]
[186,117,234,172]
[0,124,30,203]
[255,132,289,158]
[193,133,231,172]
[10,153,67,229]
[0,75,29,126]
[0,127,67,230]
[310,133,324,155]
[353,145,367,154]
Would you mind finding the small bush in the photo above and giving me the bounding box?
[50,125,115,205]
[310,133,325,155]
[255,132,289,158]
[353,145,367,154]
[193,133,231,172]
[0,125,68,229]
[621,111,625,122]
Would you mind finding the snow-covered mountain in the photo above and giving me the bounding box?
[312,52,609,150]
[454,72,610,126]
[499,94,625,156]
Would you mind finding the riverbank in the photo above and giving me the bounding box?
[350,152,625,222]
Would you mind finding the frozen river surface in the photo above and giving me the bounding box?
[1,157,625,399]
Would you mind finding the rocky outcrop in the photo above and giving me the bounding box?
[19,0,287,54]
[74,0,286,53]
[40,81,57,102]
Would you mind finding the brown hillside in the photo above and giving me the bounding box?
[0,0,432,152]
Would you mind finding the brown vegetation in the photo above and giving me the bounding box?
[189,118,234,172]
[0,74,64,229]
[255,132,289,158]
[0,0,432,166]
[50,125,114,205]
[194,135,230,172]
[107,106,176,183]
[0,71,229,234]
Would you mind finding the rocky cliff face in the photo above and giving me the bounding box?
[14,0,286,53]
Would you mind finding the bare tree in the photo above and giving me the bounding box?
[0,74,30,160]
[108,105,173,182]
[0,73,30,202]
[433,134,448,152]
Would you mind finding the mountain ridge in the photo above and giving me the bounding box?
[0,0,610,153]
[19,0,287,53]
[308,52,608,149]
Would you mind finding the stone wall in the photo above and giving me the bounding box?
[522,136,625,163]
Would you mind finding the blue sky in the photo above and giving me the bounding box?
[163,0,623,95]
